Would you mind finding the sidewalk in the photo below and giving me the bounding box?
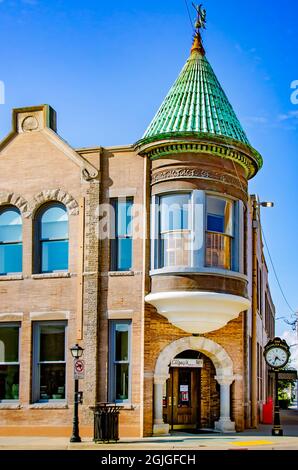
[0,410,297,451]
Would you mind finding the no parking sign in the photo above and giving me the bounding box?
[74,359,85,379]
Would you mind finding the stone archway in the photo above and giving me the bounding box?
[28,189,79,217]
[0,191,29,215]
[153,336,236,435]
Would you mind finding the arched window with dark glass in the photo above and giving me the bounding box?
[0,207,22,275]
[37,204,69,273]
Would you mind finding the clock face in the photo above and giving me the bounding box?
[265,347,288,368]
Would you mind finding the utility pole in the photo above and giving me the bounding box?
[251,197,274,428]
[251,198,258,428]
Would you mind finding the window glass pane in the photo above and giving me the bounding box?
[41,240,68,272]
[0,327,19,362]
[160,232,191,267]
[0,244,22,275]
[160,194,190,232]
[115,363,129,401]
[41,206,68,240]
[117,201,133,237]
[40,364,65,400]
[115,323,129,361]
[40,325,65,362]
[207,197,233,235]
[117,238,132,271]
[0,365,19,400]
[0,209,22,243]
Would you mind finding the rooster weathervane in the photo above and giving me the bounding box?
[192,3,207,31]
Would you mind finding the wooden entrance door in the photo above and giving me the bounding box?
[166,367,201,430]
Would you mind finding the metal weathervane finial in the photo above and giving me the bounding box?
[192,3,207,32]
[190,3,206,55]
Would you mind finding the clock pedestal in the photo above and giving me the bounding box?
[272,370,283,437]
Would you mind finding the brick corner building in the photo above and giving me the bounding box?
[0,10,275,438]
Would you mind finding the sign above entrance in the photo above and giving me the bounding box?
[170,359,203,368]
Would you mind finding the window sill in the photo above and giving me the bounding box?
[0,402,22,409]
[29,402,68,409]
[32,272,71,280]
[113,403,136,410]
[0,274,23,281]
[150,267,248,281]
[109,271,135,277]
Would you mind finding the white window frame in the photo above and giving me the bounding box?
[0,323,20,402]
[108,320,132,404]
[150,190,245,276]
[154,191,193,270]
[32,321,67,403]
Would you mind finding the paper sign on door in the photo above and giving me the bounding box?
[180,385,189,402]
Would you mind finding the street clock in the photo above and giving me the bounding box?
[264,337,290,370]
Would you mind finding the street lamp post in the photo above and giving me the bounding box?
[70,343,84,443]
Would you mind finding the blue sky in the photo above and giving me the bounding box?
[0,0,297,338]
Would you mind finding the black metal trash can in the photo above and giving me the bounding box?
[91,403,121,443]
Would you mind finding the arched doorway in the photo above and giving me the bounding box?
[163,350,220,431]
[153,336,236,435]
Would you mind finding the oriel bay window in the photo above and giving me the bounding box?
[0,207,22,275]
[152,191,244,274]
[0,324,20,401]
[33,322,66,402]
[109,321,131,403]
[110,199,133,271]
[36,203,69,273]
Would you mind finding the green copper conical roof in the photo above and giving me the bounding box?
[142,47,250,145]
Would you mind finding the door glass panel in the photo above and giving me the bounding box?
[178,369,191,407]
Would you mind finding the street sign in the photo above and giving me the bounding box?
[74,359,85,379]
[269,370,297,381]
[170,358,203,368]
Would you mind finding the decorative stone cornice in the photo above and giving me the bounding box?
[0,191,29,214]
[28,189,79,217]
[151,167,247,193]
[136,135,262,179]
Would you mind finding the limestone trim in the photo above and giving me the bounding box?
[31,272,71,279]
[29,311,70,321]
[0,313,23,322]
[0,403,22,409]
[154,336,234,381]
[28,189,79,217]
[29,403,68,409]
[107,309,134,320]
[0,191,29,215]
[0,275,23,281]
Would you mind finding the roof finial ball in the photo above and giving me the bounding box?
[191,3,207,55]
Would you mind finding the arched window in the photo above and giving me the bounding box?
[0,207,22,275]
[37,204,68,273]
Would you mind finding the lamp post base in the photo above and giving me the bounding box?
[272,427,283,436]
[70,435,82,443]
